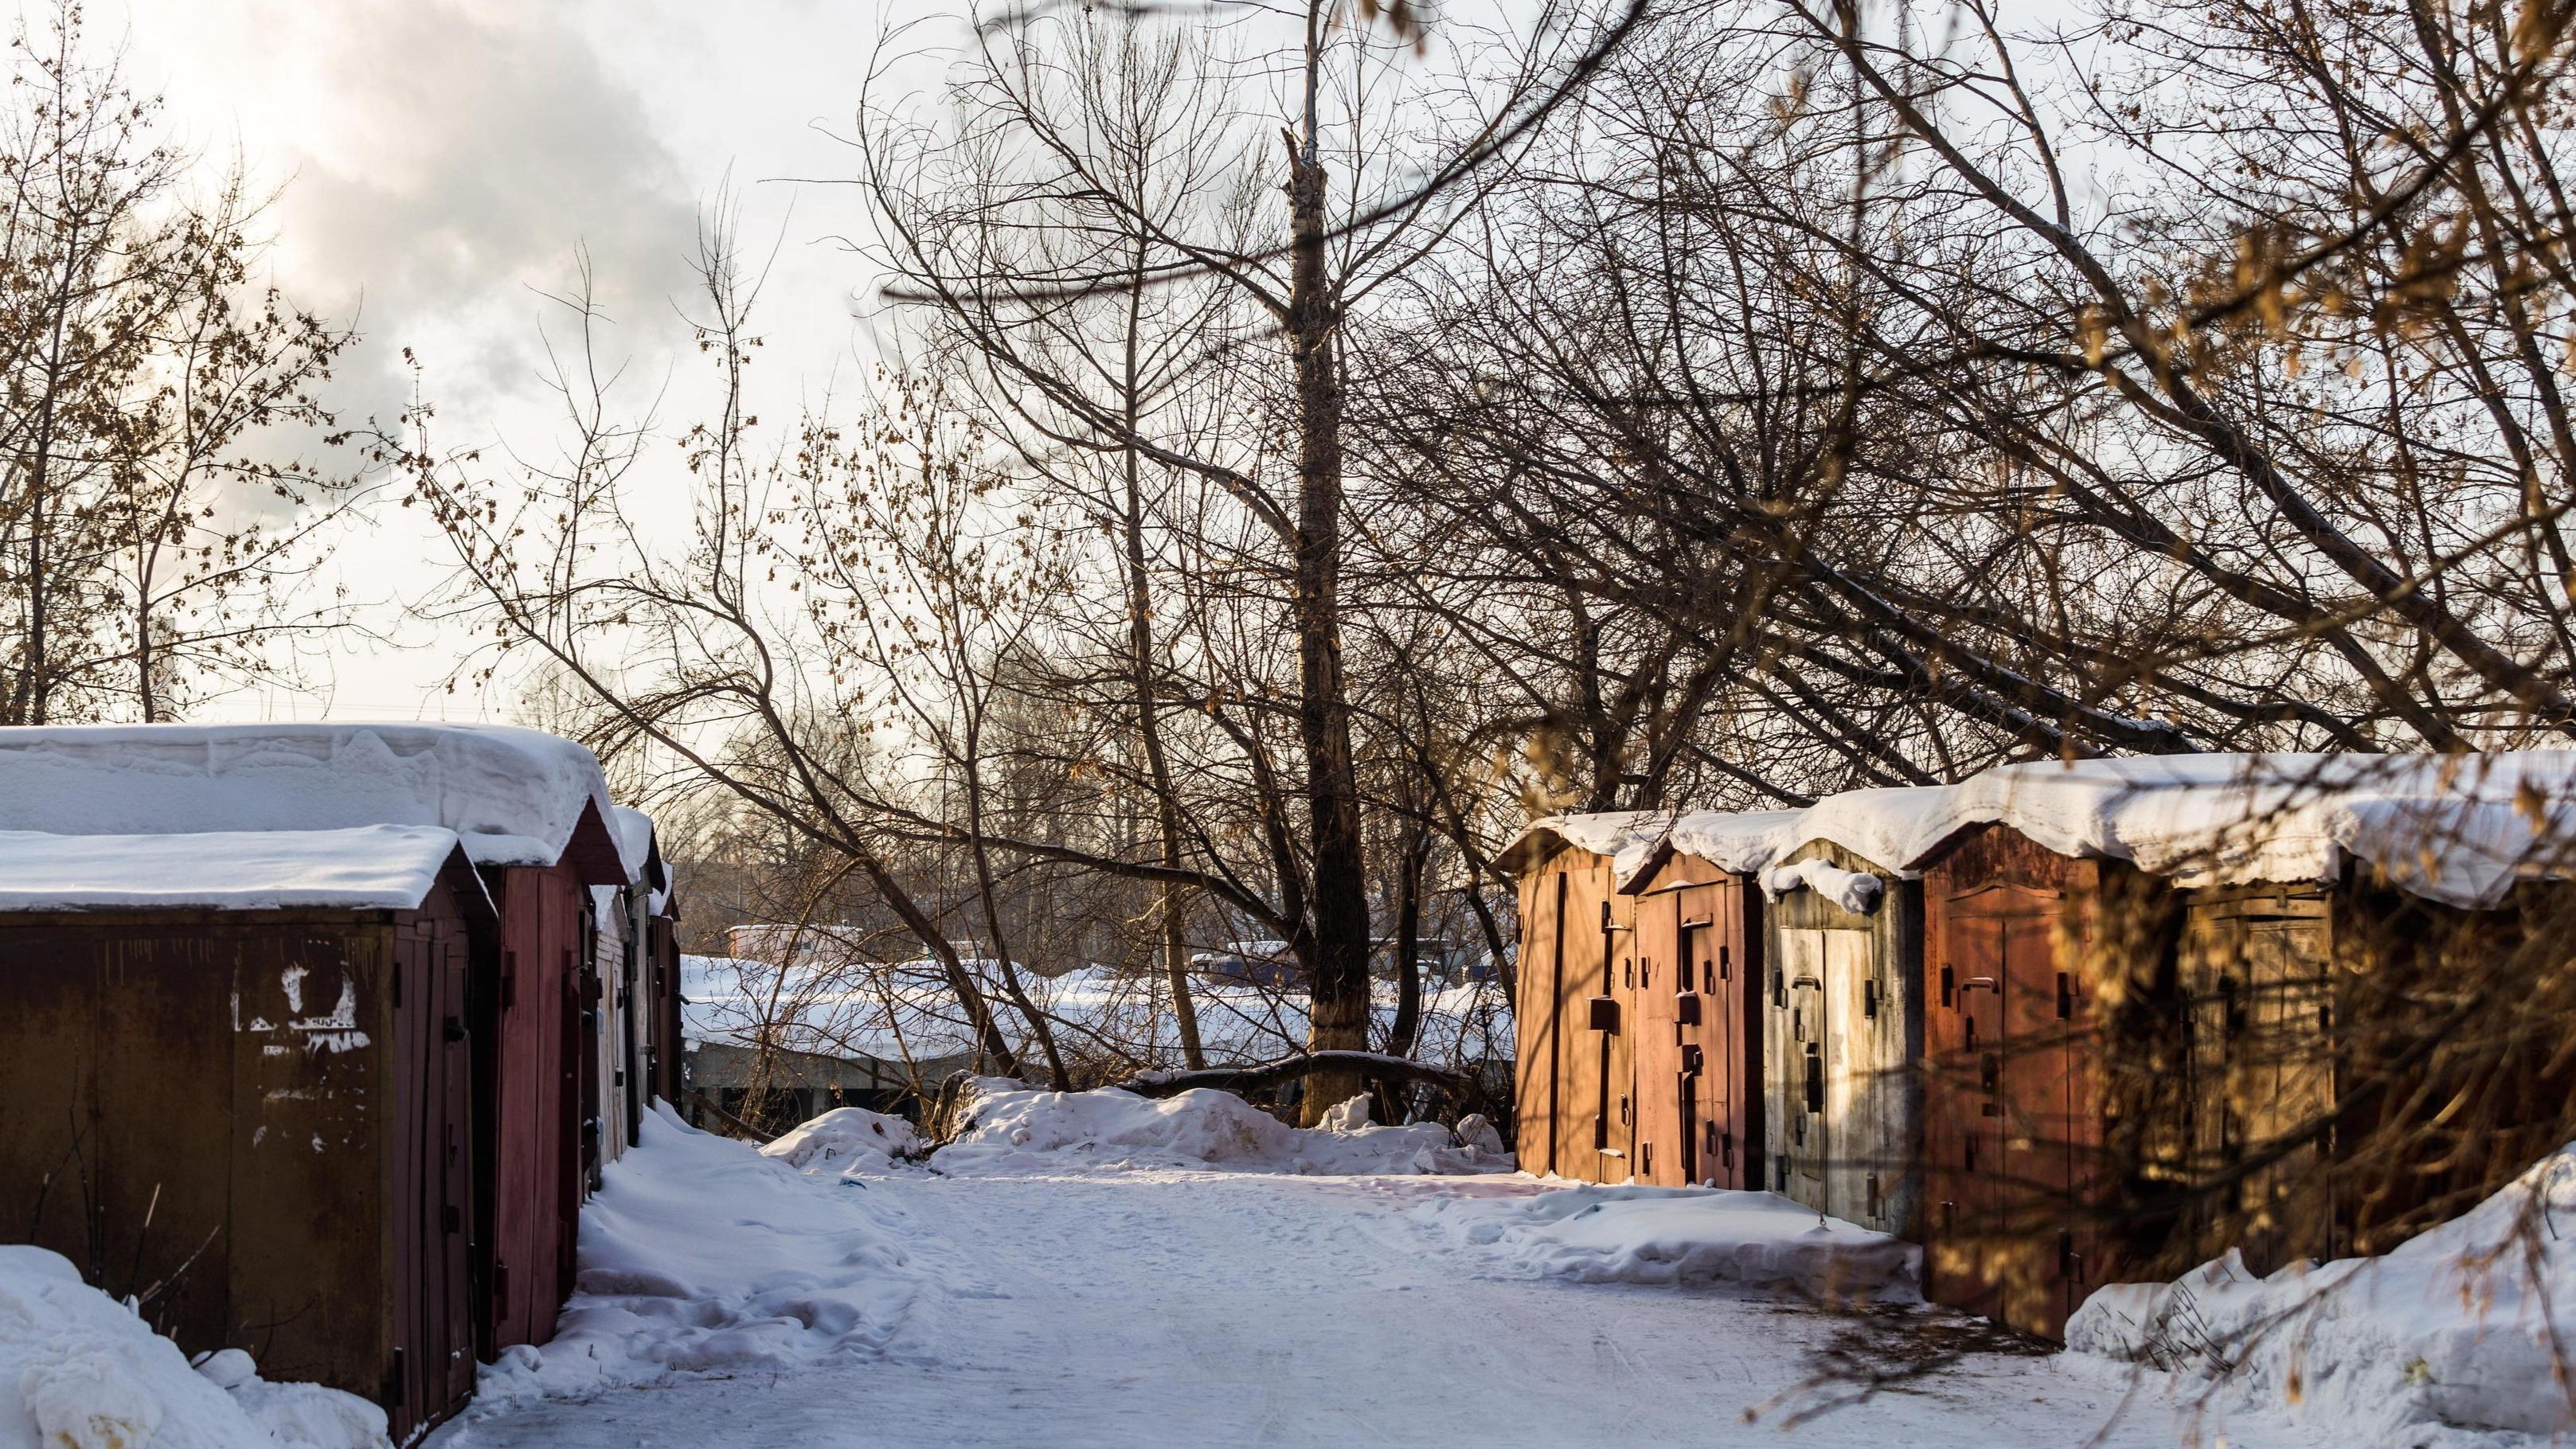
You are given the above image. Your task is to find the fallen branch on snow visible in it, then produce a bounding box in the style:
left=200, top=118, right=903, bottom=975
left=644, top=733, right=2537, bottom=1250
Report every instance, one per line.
left=1112, top=1050, right=1471, bottom=1099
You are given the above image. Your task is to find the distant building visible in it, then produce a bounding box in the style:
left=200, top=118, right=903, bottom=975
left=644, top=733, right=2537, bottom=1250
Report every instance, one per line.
left=678, top=952, right=976, bottom=1130
left=1189, top=939, right=1304, bottom=988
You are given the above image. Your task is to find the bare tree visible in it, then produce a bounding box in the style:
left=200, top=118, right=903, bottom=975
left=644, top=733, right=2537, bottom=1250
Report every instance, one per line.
left=852, top=2, right=1574, bottom=1116
left=0, top=4, right=365, bottom=724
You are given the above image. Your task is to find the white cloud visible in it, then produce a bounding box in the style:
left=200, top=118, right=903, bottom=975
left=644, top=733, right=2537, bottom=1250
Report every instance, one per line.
left=119, top=0, right=703, bottom=433
left=100, top=0, right=894, bottom=718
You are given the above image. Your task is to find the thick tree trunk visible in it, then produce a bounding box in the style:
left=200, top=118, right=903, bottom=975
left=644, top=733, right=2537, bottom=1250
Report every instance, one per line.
left=1159, top=858, right=1203, bottom=1068
left=135, top=613, right=155, bottom=721
left=1285, top=105, right=1372, bottom=1125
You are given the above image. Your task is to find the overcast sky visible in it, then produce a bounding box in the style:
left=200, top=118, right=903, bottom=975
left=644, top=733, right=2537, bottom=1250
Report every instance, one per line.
left=109, top=0, right=956, bottom=721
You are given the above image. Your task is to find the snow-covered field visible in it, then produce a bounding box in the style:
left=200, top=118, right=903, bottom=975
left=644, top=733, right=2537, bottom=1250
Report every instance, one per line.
left=680, top=952, right=1515, bottom=1076
left=418, top=1086, right=2340, bottom=1449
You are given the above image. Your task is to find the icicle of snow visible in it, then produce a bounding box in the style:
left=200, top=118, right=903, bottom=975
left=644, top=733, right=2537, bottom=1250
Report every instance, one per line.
left=1758, top=859, right=1886, bottom=914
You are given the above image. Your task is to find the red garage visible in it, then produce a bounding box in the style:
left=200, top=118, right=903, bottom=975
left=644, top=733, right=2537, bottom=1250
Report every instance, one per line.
left=0, top=824, right=494, bottom=1440
left=0, top=723, right=646, bottom=1355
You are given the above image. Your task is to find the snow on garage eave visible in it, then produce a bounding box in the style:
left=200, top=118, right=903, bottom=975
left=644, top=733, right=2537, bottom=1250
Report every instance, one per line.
left=1496, top=810, right=1671, bottom=878
left=611, top=803, right=668, bottom=893
left=1618, top=807, right=1809, bottom=893
left=0, top=823, right=494, bottom=916
left=0, top=721, right=646, bottom=882
left=1568, top=752, right=2576, bottom=910
left=1768, top=784, right=1972, bottom=881
left=1757, top=857, right=1886, bottom=912
left=609, top=802, right=679, bottom=916
left=1810, top=752, right=2576, bottom=910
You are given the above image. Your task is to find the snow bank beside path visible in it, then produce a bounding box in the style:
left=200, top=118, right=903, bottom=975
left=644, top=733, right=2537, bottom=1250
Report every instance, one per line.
left=2069, top=1144, right=2576, bottom=1445
left=933, top=1080, right=1515, bottom=1177
left=1414, top=1184, right=1920, bottom=1303
left=466, top=1106, right=924, bottom=1412
left=0, top=1245, right=385, bottom=1449
left=760, top=1107, right=924, bottom=1175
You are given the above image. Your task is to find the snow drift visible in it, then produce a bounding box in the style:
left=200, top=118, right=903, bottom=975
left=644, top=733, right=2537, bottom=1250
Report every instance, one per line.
left=2067, top=1142, right=2576, bottom=1443
left=0, top=1244, right=386, bottom=1449
left=467, top=1105, right=924, bottom=1412
left=1414, top=1184, right=1920, bottom=1303
left=760, top=1107, right=924, bottom=1175
left=933, top=1080, right=1515, bottom=1177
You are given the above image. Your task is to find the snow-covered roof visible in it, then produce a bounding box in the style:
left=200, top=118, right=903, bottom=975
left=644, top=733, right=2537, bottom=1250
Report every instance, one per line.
left=1612, top=752, right=2576, bottom=908
left=1615, top=807, right=1811, bottom=890
left=607, top=803, right=679, bottom=916
left=1496, top=810, right=1671, bottom=877
left=1664, top=808, right=1808, bottom=873
left=1921, top=752, right=2576, bottom=907
left=0, top=824, right=490, bottom=914
left=0, top=723, right=636, bottom=880
left=609, top=804, right=665, bottom=889
left=1770, top=786, right=1956, bottom=879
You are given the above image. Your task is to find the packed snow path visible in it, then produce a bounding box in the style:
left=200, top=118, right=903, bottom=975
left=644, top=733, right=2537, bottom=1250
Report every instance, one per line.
left=431, top=1154, right=2323, bottom=1448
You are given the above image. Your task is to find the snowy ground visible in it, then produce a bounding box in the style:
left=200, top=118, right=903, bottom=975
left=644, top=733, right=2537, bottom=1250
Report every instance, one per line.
left=425, top=1099, right=2335, bottom=1449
